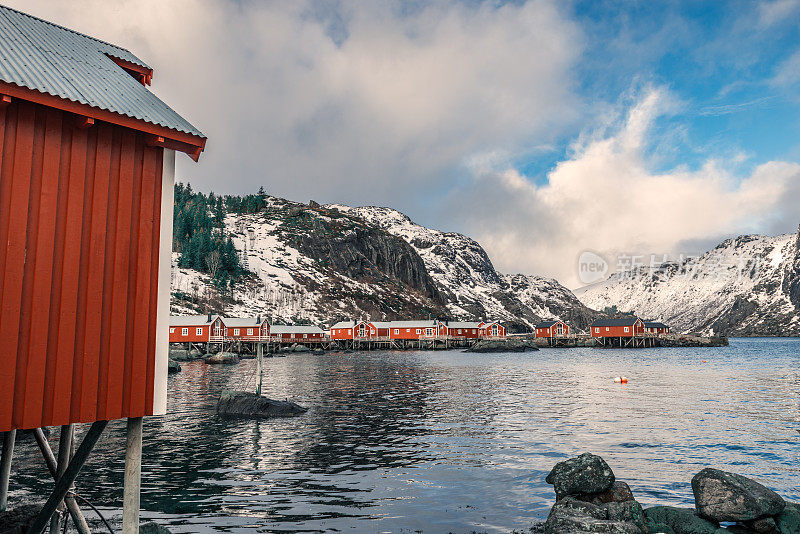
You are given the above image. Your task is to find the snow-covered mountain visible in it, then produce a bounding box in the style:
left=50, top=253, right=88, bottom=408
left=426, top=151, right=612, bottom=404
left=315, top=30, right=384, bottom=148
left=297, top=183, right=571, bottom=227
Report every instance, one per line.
left=171, top=196, right=596, bottom=331
left=576, top=227, right=800, bottom=336
left=331, top=205, right=598, bottom=330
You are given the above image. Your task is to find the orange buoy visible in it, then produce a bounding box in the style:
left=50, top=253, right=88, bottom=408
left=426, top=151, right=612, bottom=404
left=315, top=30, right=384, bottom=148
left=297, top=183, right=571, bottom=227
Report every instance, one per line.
left=701, top=360, right=707, bottom=363
left=613, top=376, right=628, bottom=383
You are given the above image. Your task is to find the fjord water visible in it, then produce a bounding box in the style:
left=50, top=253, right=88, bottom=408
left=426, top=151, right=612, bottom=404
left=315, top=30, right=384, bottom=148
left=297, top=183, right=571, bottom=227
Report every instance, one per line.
left=11, top=339, right=800, bottom=532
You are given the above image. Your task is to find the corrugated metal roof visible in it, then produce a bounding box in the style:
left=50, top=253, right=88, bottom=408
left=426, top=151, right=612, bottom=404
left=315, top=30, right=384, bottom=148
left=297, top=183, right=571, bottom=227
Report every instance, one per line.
left=0, top=5, right=204, bottom=138
left=222, top=317, right=266, bottom=328
left=170, top=315, right=219, bottom=326
left=591, top=316, right=641, bottom=327
left=271, top=325, right=325, bottom=334
left=446, top=321, right=482, bottom=329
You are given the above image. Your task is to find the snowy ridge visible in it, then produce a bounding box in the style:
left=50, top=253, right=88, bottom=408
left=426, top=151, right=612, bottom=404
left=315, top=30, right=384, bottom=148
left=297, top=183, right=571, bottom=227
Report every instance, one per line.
left=576, top=229, right=800, bottom=336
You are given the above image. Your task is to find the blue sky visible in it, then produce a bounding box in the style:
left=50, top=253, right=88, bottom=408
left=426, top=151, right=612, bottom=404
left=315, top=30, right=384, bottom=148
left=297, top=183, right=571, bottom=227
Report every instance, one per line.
left=519, top=0, right=800, bottom=186
left=13, top=0, right=800, bottom=285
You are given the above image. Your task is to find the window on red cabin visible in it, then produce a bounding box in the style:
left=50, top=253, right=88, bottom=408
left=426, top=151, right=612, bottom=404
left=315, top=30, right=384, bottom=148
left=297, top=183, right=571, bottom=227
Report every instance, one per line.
left=182, top=328, right=188, bottom=336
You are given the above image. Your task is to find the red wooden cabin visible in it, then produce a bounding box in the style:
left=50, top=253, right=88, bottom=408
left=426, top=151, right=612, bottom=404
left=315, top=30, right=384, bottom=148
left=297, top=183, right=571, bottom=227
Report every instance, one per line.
left=330, top=320, right=357, bottom=340
left=222, top=316, right=269, bottom=341
left=169, top=315, right=223, bottom=344
left=479, top=321, right=506, bottom=339
left=443, top=321, right=482, bottom=340
left=270, top=325, right=326, bottom=342
left=388, top=320, right=439, bottom=340
left=643, top=321, right=670, bottom=335
left=535, top=320, right=570, bottom=338
left=590, top=317, right=644, bottom=338
left=0, top=5, right=205, bottom=530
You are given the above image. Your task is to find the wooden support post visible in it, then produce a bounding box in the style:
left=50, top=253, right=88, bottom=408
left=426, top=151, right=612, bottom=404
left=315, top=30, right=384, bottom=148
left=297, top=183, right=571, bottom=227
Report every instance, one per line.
left=49, top=425, right=75, bottom=534
left=28, top=420, right=108, bottom=534
left=0, top=430, right=15, bottom=512
left=256, top=342, right=263, bottom=396
left=122, top=417, right=143, bottom=534
left=31, top=429, right=90, bottom=534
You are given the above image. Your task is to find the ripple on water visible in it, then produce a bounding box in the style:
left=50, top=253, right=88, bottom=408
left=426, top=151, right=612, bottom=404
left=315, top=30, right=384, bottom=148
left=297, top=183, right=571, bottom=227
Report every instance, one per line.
left=8, top=339, right=800, bottom=533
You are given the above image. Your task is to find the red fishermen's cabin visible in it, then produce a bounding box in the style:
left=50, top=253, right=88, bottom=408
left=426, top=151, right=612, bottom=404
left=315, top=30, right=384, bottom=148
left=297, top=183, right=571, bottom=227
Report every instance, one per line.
left=590, top=317, right=649, bottom=347
left=479, top=321, right=506, bottom=339
left=388, top=320, right=439, bottom=340
left=222, top=316, right=269, bottom=341
left=330, top=320, right=357, bottom=340
left=643, top=321, right=670, bottom=335
left=0, top=5, right=206, bottom=531
left=444, top=322, right=482, bottom=340
left=535, top=320, right=570, bottom=338
left=169, top=315, right=223, bottom=344
left=270, top=325, right=326, bottom=343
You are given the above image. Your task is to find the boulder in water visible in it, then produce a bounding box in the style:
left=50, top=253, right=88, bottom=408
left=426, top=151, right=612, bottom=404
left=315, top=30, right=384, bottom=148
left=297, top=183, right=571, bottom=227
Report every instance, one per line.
left=546, top=453, right=616, bottom=500
left=169, top=348, right=189, bottom=361
left=465, top=339, right=539, bottom=353
left=216, top=390, right=307, bottom=419
left=312, top=348, right=325, bottom=355
left=168, top=359, right=181, bottom=373
left=774, top=502, right=800, bottom=534
left=292, top=344, right=311, bottom=353
left=187, top=348, right=203, bottom=360
left=140, top=522, right=172, bottom=534
left=691, top=468, right=786, bottom=522
left=204, top=352, right=240, bottom=365
left=544, top=496, right=644, bottom=534
left=643, top=506, right=720, bottom=534
left=576, top=481, right=636, bottom=505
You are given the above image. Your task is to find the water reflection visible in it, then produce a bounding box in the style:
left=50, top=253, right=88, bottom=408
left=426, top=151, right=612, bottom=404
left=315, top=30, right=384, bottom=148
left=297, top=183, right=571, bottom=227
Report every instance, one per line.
left=8, top=339, right=800, bottom=533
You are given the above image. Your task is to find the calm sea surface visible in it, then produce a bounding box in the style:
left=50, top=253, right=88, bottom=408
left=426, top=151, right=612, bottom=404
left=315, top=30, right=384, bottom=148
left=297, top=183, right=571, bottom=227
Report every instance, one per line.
left=10, top=338, right=800, bottom=533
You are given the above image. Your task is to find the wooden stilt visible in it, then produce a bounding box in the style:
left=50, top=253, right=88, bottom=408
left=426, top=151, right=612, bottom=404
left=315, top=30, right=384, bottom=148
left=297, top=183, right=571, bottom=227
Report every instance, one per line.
left=28, top=421, right=108, bottom=534
left=49, top=425, right=75, bottom=534
left=122, top=417, right=143, bottom=534
left=256, top=342, right=263, bottom=396
left=31, top=429, right=90, bottom=534
left=0, top=430, right=15, bottom=512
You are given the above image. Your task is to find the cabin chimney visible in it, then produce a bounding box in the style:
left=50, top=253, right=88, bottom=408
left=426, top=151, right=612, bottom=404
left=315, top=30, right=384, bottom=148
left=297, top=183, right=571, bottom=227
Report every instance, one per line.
left=207, top=312, right=212, bottom=323
left=256, top=314, right=261, bottom=324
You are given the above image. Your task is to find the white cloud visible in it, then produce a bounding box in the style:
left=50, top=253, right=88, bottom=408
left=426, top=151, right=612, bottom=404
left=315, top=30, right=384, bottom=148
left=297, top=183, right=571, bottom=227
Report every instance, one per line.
left=9, top=0, right=582, bottom=206
left=448, top=87, right=800, bottom=287
left=758, top=0, right=800, bottom=28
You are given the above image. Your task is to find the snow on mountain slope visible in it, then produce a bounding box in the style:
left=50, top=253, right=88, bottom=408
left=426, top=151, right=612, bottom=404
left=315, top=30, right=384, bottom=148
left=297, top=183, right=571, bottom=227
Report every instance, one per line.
left=171, top=196, right=596, bottom=330
left=329, top=205, right=598, bottom=329
left=576, top=227, right=800, bottom=336
left=171, top=196, right=443, bottom=324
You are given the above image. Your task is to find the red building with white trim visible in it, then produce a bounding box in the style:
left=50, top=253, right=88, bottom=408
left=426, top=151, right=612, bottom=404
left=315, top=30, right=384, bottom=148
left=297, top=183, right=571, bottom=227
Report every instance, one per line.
left=535, top=320, right=570, bottom=338
left=590, top=317, right=645, bottom=338
left=169, top=315, right=223, bottom=344
left=222, top=317, right=269, bottom=341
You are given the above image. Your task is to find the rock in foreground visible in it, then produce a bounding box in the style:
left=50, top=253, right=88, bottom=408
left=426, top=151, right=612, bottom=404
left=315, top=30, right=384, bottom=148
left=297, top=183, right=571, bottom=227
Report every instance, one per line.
left=204, top=352, right=240, bottom=365
left=465, top=339, right=539, bottom=353
left=216, top=390, right=307, bottom=419
left=691, top=468, right=786, bottom=522
left=643, top=505, right=720, bottom=534
left=167, top=359, right=181, bottom=373
left=544, top=497, right=645, bottom=534
left=546, top=453, right=616, bottom=500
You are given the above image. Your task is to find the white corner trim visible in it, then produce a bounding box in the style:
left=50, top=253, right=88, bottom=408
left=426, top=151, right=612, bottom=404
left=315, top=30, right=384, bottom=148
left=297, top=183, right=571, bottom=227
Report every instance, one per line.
left=152, top=148, right=175, bottom=415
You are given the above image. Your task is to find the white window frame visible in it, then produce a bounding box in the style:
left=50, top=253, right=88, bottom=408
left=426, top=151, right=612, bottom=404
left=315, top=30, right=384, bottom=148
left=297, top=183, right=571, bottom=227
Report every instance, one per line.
left=624, top=327, right=629, bottom=333
left=394, top=329, right=399, bottom=334
left=605, top=327, right=610, bottom=332
left=595, top=328, right=599, bottom=333
left=234, top=328, right=240, bottom=336
left=426, top=328, right=433, bottom=336
left=169, top=328, right=174, bottom=334
left=247, top=328, right=253, bottom=335
left=196, top=327, right=202, bottom=336
left=182, top=328, right=188, bottom=336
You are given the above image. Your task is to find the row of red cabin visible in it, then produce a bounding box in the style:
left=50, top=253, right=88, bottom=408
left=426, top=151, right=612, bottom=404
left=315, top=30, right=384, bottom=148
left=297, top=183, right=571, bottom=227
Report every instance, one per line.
left=329, top=320, right=506, bottom=341
left=535, top=318, right=671, bottom=338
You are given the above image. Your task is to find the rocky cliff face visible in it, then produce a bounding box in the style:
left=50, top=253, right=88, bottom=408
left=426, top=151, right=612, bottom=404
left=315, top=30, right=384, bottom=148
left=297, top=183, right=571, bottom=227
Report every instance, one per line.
left=330, top=205, right=599, bottom=331
left=576, top=227, right=800, bottom=336
left=171, top=196, right=595, bottom=330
